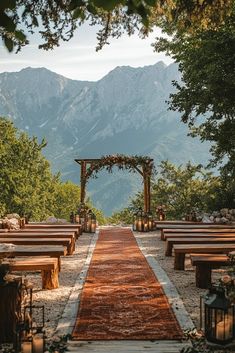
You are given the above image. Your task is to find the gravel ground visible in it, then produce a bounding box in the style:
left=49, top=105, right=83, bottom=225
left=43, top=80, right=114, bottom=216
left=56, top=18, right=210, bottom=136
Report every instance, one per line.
left=134, top=230, right=224, bottom=329
left=15, top=228, right=226, bottom=337
left=14, top=232, right=93, bottom=338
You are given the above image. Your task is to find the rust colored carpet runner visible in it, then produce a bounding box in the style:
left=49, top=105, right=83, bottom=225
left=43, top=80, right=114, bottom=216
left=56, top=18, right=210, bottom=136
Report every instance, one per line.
left=72, top=228, right=183, bottom=340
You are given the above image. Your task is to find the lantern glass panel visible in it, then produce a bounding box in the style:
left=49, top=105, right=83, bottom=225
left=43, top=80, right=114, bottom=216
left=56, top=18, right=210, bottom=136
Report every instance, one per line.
left=204, top=288, right=235, bottom=345
left=132, top=213, right=137, bottom=231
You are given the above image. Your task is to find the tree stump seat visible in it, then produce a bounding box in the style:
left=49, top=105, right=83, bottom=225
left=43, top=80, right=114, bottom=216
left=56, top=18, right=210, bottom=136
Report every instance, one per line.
left=7, top=257, right=59, bottom=290
left=173, top=244, right=235, bottom=270
left=190, top=253, right=229, bottom=289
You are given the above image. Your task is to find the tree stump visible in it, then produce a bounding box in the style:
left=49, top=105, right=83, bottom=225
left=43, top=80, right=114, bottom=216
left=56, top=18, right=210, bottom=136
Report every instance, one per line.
left=0, top=277, right=22, bottom=344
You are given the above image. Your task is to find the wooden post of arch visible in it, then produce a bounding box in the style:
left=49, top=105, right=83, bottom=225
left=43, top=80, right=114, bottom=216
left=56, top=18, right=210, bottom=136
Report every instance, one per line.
left=75, top=157, right=153, bottom=212
left=143, top=167, right=151, bottom=213
left=80, top=160, right=87, bottom=204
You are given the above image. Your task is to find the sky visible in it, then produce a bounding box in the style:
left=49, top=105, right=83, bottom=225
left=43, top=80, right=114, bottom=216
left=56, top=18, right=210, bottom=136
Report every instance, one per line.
left=0, top=25, right=173, bottom=81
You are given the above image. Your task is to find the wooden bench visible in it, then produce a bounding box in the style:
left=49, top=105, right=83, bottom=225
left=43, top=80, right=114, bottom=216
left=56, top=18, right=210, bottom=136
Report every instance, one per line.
left=157, top=224, right=235, bottom=240
left=25, top=224, right=82, bottom=238
left=0, top=245, right=67, bottom=270
left=190, top=254, right=229, bottom=289
left=162, top=228, right=235, bottom=240
left=6, top=257, right=59, bottom=290
left=166, top=237, right=235, bottom=256
left=173, top=244, right=235, bottom=270
left=0, top=237, right=73, bottom=255
left=164, top=232, right=235, bottom=242
left=19, top=228, right=80, bottom=240
left=5, top=232, right=76, bottom=253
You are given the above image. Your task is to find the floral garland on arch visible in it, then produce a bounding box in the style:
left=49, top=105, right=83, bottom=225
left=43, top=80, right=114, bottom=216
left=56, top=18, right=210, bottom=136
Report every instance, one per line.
left=85, top=154, right=155, bottom=182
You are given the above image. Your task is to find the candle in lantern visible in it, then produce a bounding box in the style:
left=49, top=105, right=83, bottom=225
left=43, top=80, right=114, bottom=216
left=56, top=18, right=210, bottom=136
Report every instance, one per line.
left=91, top=221, right=96, bottom=233
left=216, top=316, right=233, bottom=341
left=21, top=342, right=32, bottom=353
left=32, top=335, right=44, bottom=353
left=138, top=220, right=142, bottom=231
left=144, top=223, right=148, bottom=232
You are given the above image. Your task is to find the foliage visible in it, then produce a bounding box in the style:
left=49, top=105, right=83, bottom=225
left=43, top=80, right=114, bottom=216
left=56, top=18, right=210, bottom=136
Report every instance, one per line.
left=108, top=207, right=133, bottom=225
left=155, top=10, right=235, bottom=176
left=180, top=329, right=234, bottom=352
left=0, top=117, right=105, bottom=222
left=0, top=117, right=58, bottom=220
left=121, top=161, right=220, bottom=220
left=0, top=0, right=233, bottom=53
left=218, top=253, right=235, bottom=303
left=45, top=334, right=72, bottom=353
left=85, top=154, right=155, bottom=183
left=53, top=181, right=81, bottom=221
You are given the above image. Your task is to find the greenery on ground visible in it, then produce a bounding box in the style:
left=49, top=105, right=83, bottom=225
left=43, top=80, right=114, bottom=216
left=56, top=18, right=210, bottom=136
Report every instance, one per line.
left=109, top=161, right=221, bottom=223
left=0, top=117, right=106, bottom=223
left=180, top=329, right=235, bottom=353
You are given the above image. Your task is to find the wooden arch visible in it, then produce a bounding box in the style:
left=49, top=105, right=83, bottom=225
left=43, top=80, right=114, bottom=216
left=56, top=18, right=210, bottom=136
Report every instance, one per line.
left=75, top=155, right=154, bottom=213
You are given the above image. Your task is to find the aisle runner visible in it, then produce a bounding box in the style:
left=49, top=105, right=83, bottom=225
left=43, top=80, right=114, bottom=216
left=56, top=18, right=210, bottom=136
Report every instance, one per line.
left=72, top=228, right=183, bottom=340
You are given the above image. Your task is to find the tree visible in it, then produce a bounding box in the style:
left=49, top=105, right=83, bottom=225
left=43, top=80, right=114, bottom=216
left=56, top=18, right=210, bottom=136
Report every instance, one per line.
left=0, top=117, right=58, bottom=220
left=155, top=9, right=235, bottom=175
left=0, top=117, right=107, bottom=222
left=0, top=0, right=233, bottom=52
left=108, top=207, right=133, bottom=225
left=118, top=161, right=220, bottom=220
left=53, top=181, right=81, bottom=221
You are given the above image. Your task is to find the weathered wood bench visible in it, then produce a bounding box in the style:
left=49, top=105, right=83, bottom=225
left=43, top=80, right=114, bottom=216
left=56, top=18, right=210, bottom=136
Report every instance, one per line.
left=157, top=224, right=235, bottom=240
left=162, top=228, right=235, bottom=240
left=173, top=244, right=235, bottom=270
left=5, top=232, right=76, bottom=253
left=25, top=224, right=82, bottom=238
left=0, top=237, right=73, bottom=255
left=190, top=254, right=229, bottom=289
left=6, top=257, right=59, bottom=290
left=19, top=228, right=80, bottom=240
left=166, top=237, right=235, bottom=256
left=164, top=232, right=235, bottom=242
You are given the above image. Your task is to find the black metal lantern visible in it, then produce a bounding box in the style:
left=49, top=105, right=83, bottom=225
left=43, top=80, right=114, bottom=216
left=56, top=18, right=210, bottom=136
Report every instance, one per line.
left=147, top=211, right=154, bottom=231
left=20, top=305, right=45, bottom=353
left=201, top=286, right=235, bottom=346
left=143, top=212, right=149, bottom=232
left=132, top=211, right=138, bottom=231
left=85, top=209, right=96, bottom=233
left=76, top=203, right=86, bottom=230
left=70, top=211, right=75, bottom=224
left=136, top=208, right=144, bottom=232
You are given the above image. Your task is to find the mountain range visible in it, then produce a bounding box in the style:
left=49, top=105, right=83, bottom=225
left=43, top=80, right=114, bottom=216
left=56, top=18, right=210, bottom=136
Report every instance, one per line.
left=0, top=62, right=210, bottom=215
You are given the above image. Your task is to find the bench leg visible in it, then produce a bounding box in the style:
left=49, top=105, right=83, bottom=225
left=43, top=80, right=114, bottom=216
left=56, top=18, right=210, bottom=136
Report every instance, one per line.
left=165, top=242, right=173, bottom=256
left=42, top=268, right=59, bottom=290
left=68, top=243, right=73, bottom=255
left=196, top=265, right=211, bottom=289
left=174, top=253, right=185, bottom=270
left=161, top=230, right=164, bottom=241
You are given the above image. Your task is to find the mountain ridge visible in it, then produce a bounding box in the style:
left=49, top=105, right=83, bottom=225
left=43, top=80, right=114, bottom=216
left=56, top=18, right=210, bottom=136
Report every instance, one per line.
left=0, top=62, right=210, bottom=215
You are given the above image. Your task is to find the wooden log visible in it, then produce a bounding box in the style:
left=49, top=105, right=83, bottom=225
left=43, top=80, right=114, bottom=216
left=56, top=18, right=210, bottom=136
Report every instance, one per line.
left=0, top=277, right=22, bottom=344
